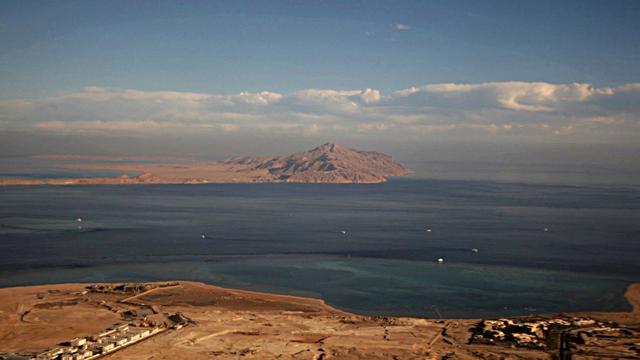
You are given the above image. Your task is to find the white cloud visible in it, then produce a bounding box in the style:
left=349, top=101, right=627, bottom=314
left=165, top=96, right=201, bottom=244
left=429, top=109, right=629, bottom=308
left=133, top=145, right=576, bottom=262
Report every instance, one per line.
left=232, top=91, right=283, bottom=105
left=395, top=23, right=411, bottom=31
left=1, top=82, right=639, bottom=142
left=284, top=89, right=362, bottom=114
left=359, top=88, right=382, bottom=104
left=400, top=82, right=611, bottom=112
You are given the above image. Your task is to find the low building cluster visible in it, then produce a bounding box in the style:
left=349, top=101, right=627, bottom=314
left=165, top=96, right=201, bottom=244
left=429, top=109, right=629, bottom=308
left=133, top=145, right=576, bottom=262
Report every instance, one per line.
left=0, top=283, right=192, bottom=360
left=85, top=282, right=177, bottom=295
left=34, top=324, right=164, bottom=360
left=471, top=316, right=604, bottom=349
left=32, top=312, right=190, bottom=360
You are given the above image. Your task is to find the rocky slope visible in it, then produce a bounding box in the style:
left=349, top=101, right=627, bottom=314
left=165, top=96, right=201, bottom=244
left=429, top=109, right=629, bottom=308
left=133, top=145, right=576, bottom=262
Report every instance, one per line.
left=224, top=143, right=411, bottom=183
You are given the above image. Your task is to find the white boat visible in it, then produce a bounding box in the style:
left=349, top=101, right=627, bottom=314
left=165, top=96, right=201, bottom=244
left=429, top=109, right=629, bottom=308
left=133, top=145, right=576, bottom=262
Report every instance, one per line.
left=437, top=257, right=444, bottom=263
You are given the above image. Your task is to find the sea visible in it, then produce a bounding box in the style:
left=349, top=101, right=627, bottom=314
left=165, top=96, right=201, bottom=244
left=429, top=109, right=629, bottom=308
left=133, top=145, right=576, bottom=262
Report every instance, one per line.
left=0, top=156, right=639, bottom=318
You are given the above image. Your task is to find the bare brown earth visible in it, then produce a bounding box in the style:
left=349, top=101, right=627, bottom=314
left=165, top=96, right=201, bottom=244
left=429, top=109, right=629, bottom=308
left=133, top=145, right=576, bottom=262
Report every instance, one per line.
left=0, top=283, right=121, bottom=353
left=1, top=282, right=638, bottom=359
left=33, top=155, right=195, bottom=162
left=0, top=143, right=411, bottom=186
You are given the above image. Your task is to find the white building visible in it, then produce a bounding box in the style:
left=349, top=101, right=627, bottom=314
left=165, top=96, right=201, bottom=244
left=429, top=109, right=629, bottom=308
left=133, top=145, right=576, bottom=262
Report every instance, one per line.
left=70, top=338, right=86, bottom=347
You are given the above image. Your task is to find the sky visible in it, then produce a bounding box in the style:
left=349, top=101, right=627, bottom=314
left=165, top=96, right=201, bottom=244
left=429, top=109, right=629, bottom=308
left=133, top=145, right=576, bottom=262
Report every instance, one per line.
left=0, top=0, right=639, bottom=167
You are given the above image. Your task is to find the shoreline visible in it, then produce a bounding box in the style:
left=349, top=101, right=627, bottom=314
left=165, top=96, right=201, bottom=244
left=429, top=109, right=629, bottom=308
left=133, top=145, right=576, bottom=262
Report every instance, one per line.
left=1, top=280, right=638, bottom=320
left=1, top=281, right=638, bottom=359
left=0, top=255, right=635, bottom=319
left=0, top=176, right=391, bottom=186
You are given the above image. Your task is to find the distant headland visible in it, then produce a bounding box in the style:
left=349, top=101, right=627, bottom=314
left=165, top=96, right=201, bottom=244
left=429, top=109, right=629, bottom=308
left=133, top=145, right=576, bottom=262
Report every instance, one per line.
left=0, top=143, right=412, bottom=186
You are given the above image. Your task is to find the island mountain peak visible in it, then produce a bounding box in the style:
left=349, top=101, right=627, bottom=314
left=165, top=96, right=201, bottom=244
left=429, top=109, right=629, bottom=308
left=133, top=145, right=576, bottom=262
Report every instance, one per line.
left=226, top=143, right=411, bottom=183
left=312, top=142, right=346, bottom=152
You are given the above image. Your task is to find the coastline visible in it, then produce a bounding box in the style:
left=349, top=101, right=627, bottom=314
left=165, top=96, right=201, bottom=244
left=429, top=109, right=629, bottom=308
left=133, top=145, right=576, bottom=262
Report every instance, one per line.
left=2, top=281, right=637, bottom=321
left=0, top=175, right=391, bottom=186
left=1, top=281, right=638, bottom=359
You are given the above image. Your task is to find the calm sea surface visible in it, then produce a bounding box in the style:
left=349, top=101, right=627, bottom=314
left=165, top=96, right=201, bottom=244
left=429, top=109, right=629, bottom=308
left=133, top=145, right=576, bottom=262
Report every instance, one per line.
left=0, top=169, right=639, bottom=318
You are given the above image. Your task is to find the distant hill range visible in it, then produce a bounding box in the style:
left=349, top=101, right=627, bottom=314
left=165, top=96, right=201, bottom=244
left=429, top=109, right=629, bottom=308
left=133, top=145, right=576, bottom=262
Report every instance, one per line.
left=224, top=143, right=411, bottom=183
left=0, top=143, right=411, bottom=186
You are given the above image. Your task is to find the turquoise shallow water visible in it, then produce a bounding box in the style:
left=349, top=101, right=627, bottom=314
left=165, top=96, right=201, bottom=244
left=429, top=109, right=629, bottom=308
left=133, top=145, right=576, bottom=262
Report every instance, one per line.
left=0, top=255, right=632, bottom=318
left=0, top=179, right=638, bottom=318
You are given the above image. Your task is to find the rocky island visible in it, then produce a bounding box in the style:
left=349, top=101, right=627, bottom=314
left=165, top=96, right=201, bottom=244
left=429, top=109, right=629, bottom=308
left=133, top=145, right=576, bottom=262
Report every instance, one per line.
left=0, top=143, right=411, bottom=186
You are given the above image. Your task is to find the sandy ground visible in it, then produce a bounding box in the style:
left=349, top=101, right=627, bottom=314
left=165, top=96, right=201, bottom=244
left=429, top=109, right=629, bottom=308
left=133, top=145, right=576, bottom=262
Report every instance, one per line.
left=0, top=283, right=121, bottom=353
left=0, top=282, right=638, bottom=359
left=0, top=162, right=273, bottom=186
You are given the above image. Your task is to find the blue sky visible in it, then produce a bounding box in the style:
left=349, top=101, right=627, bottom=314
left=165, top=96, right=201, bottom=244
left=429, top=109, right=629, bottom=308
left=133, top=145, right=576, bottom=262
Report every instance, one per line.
left=2, top=0, right=639, bottom=98
left=1, top=0, right=639, bottom=158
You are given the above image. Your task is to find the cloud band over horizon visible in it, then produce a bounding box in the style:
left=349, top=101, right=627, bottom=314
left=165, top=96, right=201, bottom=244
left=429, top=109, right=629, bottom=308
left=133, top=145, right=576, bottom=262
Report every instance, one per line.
left=1, top=81, right=639, bottom=144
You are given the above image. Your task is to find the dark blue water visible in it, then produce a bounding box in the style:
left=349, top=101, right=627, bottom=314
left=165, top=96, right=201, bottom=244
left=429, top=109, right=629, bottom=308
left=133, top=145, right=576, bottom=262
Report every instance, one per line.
left=0, top=179, right=638, bottom=318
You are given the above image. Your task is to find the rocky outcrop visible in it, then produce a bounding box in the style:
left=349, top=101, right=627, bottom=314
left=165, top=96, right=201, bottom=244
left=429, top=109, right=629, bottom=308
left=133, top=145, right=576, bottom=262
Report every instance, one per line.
left=224, top=143, right=411, bottom=183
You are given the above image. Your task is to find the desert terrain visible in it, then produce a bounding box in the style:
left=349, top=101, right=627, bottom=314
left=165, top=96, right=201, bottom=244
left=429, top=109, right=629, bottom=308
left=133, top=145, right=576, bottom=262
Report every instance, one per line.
left=0, top=143, right=411, bottom=186
left=1, top=281, right=638, bottom=359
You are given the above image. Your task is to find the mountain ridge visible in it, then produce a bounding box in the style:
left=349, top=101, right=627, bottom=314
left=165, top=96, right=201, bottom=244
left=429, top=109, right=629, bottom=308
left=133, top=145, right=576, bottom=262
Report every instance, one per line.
left=223, top=143, right=411, bottom=183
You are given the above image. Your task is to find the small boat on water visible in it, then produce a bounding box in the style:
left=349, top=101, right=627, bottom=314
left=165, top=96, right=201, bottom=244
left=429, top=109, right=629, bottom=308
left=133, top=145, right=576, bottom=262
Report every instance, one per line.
left=76, top=217, right=82, bottom=223
left=436, top=257, right=444, bottom=263
left=201, top=234, right=207, bottom=239
left=426, top=228, right=432, bottom=233
left=340, top=230, right=347, bottom=235
left=471, top=248, right=479, bottom=253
